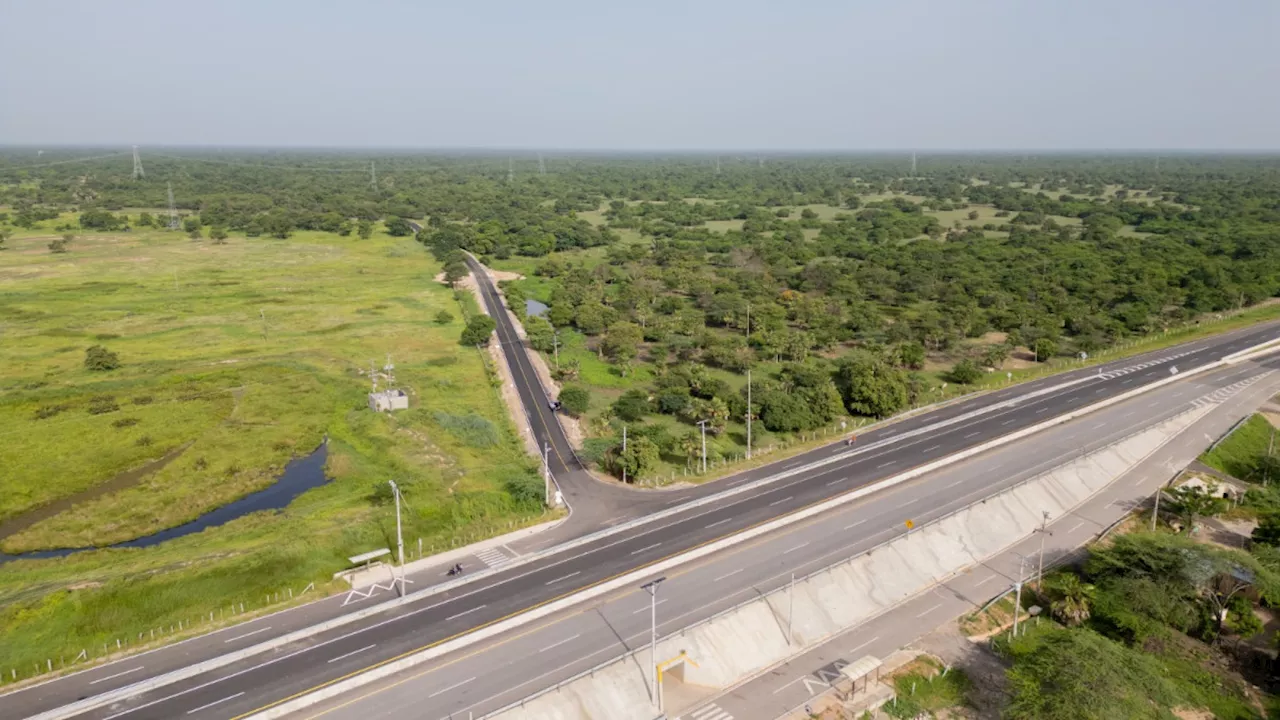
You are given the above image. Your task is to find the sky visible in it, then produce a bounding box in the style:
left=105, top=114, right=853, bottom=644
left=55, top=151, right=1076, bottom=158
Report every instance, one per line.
left=2, top=0, right=1277, bottom=150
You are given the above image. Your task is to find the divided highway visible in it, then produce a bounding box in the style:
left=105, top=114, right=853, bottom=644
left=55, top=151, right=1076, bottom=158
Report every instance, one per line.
left=18, top=314, right=1280, bottom=720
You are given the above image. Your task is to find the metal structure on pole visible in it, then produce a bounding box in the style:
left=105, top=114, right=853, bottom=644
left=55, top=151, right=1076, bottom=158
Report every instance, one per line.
left=641, top=577, right=666, bottom=706
left=1035, top=511, right=1052, bottom=591
left=696, top=420, right=709, bottom=473
left=388, top=480, right=406, bottom=596
left=131, top=146, right=144, bottom=179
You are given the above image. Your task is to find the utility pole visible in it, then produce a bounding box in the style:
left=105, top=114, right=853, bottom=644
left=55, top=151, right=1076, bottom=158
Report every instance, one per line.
left=746, top=368, right=752, bottom=461
left=543, top=442, right=551, bottom=507
left=641, top=577, right=666, bottom=707
left=552, top=331, right=560, bottom=370
left=1011, top=556, right=1026, bottom=638
left=621, top=424, right=628, bottom=484
left=697, top=420, right=709, bottom=473
left=388, top=481, right=406, bottom=597
left=1035, top=511, right=1052, bottom=591
left=132, top=145, right=144, bottom=179
left=1266, top=429, right=1276, bottom=487
left=166, top=182, right=179, bottom=230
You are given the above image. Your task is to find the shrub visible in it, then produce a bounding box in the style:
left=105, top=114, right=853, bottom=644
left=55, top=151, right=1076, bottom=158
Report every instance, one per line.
left=84, top=345, right=120, bottom=371
left=432, top=411, right=500, bottom=447
left=33, top=404, right=67, bottom=420
left=460, top=315, right=497, bottom=346
left=435, top=309, right=454, bottom=324
left=111, top=417, right=140, bottom=428
left=949, top=359, right=983, bottom=385
left=132, top=395, right=154, bottom=405
left=558, top=385, right=590, bottom=417
left=135, top=435, right=153, bottom=446
left=87, top=396, right=120, bottom=415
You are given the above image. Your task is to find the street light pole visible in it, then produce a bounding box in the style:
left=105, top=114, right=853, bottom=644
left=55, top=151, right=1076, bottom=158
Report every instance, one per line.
left=1011, top=556, right=1026, bottom=638
left=746, top=368, right=752, bottom=461
left=1152, top=483, right=1162, bottom=531
left=641, top=577, right=666, bottom=707
left=1035, top=511, right=1052, bottom=591
left=622, top=424, right=628, bottom=484
left=388, top=480, right=406, bottom=597
left=786, top=572, right=795, bottom=646
left=696, top=420, right=709, bottom=473
left=552, top=331, right=559, bottom=371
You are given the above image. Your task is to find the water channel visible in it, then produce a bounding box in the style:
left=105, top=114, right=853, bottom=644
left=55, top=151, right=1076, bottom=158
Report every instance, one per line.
left=0, top=441, right=330, bottom=564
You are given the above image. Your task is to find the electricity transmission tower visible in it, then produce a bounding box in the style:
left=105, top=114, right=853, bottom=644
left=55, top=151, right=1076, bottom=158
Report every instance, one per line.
left=507, top=157, right=514, bottom=183
left=167, top=182, right=180, bottom=229
left=369, top=162, right=378, bottom=191
left=911, top=151, right=917, bottom=175
left=132, top=146, right=144, bottom=179
left=715, top=156, right=721, bottom=175
left=538, top=153, right=546, bottom=175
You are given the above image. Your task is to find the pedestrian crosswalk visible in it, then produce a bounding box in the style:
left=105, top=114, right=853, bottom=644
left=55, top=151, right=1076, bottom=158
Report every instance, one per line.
left=683, top=703, right=734, bottom=720
left=1096, top=350, right=1195, bottom=380
left=475, top=545, right=512, bottom=568
left=1192, top=371, right=1272, bottom=408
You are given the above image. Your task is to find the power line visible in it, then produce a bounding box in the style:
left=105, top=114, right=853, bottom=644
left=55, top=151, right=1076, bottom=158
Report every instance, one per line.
left=0, top=152, right=128, bottom=171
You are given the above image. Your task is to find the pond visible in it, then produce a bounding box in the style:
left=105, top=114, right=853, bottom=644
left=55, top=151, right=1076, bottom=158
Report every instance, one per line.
left=0, top=441, right=330, bottom=564
left=526, top=298, right=549, bottom=318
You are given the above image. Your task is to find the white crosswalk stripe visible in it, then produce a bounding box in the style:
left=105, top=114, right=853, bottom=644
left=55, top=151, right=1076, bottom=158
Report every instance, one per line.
left=475, top=546, right=511, bottom=568
left=1191, top=371, right=1271, bottom=408
left=684, top=703, right=733, bottom=720
left=1097, top=350, right=1194, bottom=380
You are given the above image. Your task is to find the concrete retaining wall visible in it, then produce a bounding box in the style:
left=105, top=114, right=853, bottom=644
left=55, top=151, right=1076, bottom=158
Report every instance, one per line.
left=489, top=405, right=1209, bottom=720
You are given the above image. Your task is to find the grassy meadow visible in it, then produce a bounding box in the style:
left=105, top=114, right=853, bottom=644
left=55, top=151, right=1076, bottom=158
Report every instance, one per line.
left=0, top=221, right=544, bottom=680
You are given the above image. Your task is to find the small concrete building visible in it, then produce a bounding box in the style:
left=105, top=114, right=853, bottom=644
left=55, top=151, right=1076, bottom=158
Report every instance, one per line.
left=368, top=389, right=409, bottom=413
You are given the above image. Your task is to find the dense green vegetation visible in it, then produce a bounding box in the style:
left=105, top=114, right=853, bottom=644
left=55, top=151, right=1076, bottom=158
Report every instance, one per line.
left=3, top=149, right=1280, bottom=682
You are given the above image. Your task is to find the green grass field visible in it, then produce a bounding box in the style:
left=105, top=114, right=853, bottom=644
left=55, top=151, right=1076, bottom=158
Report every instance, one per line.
left=1201, top=413, right=1275, bottom=481
left=0, top=222, right=544, bottom=681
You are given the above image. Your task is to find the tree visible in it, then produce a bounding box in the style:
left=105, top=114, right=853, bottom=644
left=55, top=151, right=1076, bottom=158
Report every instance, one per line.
left=434, top=309, right=454, bottom=324
left=612, top=389, right=650, bottom=422
left=0, top=227, right=9, bottom=250
left=385, top=216, right=413, bottom=237
left=208, top=226, right=229, bottom=244
left=1166, top=483, right=1227, bottom=533
left=949, top=358, right=982, bottom=384
left=460, top=315, right=496, bottom=346
left=613, top=435, right=659, bottom=482
left=137, top=212, right=155, bottom=228
left=1252, top=513, right=1280, bottom=547
left=558, top=385, right=590, bottom=417
left=982, top=343, right=1011, bottom=368
left=84, top=345, right=120, bottom=371
left=835, top=354, right=908, bottom=418
left=49, top=234, right=72, bottom=253
left=524, top=315, right=556, bottom=353
left=1042, top=572, right=1095, bottom=626
left=1033, top=338, right=1058, bottom=362
left=357, top=220, right=374, bottom=240
left=602, top=321, right=643, bottom=369
left=896, top=342, right=925, bottom=370
left=1004, top=628, right=1183, bottom=720
left=967, top=210, right=980, bottom=221
left=188, top=226, right=203, bottom=240
left=182, top=217, right=202, bottom=234
left=443, top=258, right=469, bottom=287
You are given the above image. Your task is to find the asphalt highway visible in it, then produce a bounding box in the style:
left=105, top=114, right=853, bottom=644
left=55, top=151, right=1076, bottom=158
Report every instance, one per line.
left=296, top=350, right=1280, bottom=720
left=34, top=319, right=1280, bottom=720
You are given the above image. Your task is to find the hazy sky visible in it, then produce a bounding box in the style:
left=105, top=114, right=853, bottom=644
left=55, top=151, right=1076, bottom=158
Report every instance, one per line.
left=2, top=0, right=1277, bottom=150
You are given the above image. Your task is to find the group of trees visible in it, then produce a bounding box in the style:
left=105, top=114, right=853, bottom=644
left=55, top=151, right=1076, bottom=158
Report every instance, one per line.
left=1004, top=532, right=1280, bottom=720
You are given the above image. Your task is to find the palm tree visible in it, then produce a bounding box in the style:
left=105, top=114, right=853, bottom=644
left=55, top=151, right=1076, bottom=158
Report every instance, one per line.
left=1043, top=572, right=1096, bottom=627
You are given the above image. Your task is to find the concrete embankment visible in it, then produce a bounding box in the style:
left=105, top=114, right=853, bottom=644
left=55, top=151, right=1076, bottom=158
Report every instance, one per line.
left=486, top=404, right=1210, bottom=720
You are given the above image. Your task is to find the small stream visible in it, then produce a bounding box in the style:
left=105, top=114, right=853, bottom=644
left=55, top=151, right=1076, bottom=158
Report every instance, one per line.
left=0, top=441, right=330, bottom=564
